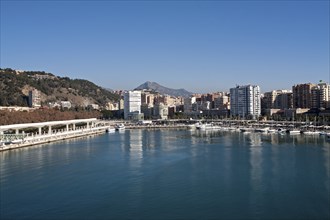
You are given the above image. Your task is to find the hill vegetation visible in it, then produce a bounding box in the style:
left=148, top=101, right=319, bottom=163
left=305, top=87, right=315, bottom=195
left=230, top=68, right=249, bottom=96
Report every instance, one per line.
left=0, top=68, right=119, bottom=107
left=0, top=109, right=101, bottom=126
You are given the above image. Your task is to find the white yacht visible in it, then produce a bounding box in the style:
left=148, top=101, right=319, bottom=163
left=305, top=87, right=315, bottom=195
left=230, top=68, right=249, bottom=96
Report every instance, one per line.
left=115, top=124, right=125, bottom=131
left=267, top=129, right=277, bottom=133
left=288, top=130, right=301, bottom=135
left=303, top=131, right=320, bottom=135
left=196, top=123, right=221, bottom=130
left=106, top=127, right=116, bottom=133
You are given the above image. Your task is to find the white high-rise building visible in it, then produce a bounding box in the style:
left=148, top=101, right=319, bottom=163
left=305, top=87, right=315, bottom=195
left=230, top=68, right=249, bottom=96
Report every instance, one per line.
left=230, top=85, right=261, bottom=119
left=311, top=82, right=330, bottom=109
left=124, top=91, right=142, bottom=120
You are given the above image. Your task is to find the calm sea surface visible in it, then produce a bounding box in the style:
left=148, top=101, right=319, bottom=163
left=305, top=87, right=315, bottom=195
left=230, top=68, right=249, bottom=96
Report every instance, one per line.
left=1, top=129, right=329, bottom=220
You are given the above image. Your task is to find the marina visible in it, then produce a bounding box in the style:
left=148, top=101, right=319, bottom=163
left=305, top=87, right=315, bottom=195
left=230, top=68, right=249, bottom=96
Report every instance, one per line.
left=1, top=129, right=329, bottom=219
left=2, top=118, right=330, bottom=152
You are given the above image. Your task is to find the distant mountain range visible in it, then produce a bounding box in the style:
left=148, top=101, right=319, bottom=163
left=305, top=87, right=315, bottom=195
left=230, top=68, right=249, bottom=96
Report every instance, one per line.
left=135, top=81, right=192, bottom=97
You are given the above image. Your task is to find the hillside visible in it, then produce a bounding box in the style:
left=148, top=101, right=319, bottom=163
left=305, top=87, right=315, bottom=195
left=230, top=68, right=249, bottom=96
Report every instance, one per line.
left=0, top=108, right=101, bottom=126
left=135, top=81, right=192, bottom=97
left=0, top=68, right=119, bottom=107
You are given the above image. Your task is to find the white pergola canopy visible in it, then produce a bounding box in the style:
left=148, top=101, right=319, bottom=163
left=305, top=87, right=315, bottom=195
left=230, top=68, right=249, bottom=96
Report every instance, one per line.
left=0, top=118, right=98, bottom=132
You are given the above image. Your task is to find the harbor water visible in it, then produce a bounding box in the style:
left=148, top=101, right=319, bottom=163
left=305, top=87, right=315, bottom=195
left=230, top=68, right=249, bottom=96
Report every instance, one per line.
left=1, top=129, right=329, bottom=219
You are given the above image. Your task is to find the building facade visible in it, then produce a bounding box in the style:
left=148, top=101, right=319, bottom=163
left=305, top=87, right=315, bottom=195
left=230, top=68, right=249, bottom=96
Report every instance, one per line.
left=214, top=93, right=230, bottom=110
left=184, top=97, right=196, bottom=113
left=311, top=82, right=330, bottom=109
left=262, top=90, right=293, bottom=110
left=124, top=91, right=142, bottom=120
left=153, top=103, right=169, bottom=120
left=28, top=89, right=41, bottom=108
left=292, top=83, right=315, bottom=109
left=230, top=85, right=261, bottom=119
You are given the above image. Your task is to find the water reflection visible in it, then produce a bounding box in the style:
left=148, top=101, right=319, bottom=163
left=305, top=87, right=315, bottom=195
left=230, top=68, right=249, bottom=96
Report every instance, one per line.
left=190, top=130, right=330, bottom=147
left=323, top=146, right=330, bottom=193
left=0, top=136, right=96, bottom=176
left=1, top=129, right=330, bottom=219
left=248, top=133, right=262, bottom=147
left=248, top=139, right=263, bottom=218
left=129, top=130, right=143, bottom=155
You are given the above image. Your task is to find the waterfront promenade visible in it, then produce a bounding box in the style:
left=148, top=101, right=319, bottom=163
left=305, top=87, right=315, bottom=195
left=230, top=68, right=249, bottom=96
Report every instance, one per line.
left=0, top=118, right=110, bottom=151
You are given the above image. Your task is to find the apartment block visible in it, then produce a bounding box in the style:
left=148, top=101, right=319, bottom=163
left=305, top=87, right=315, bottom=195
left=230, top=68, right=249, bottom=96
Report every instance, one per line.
left=292, top=83, right=315, bottom=108
left=184, top=97, right=196, bottom=113
left=230, top=85, right=261, bottom=119
left=214, top=93, right=230, bottom=110
left=263, top=90, right=293, bottom=110
left=153, top=103, right=168, bottom=120
left=311, top=82, right=330, bottom=109
left=124, top=90, right=142, bottom=120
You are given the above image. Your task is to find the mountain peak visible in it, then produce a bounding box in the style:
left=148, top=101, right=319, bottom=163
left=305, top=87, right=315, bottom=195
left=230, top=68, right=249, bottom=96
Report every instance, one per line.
left=135, top=81, right=192, bottom=97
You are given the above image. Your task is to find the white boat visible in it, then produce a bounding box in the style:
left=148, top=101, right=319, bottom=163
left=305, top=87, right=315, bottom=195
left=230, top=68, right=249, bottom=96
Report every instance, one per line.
left=303, top=131, right=320, bottom=135
left=288, top=130, right=301, bottom=135
left=106, top=127, right=116, bottom=133
left=196, top=123, right=221, bottom=130
left=267, top=129, right=277, bottom=133
left=255, top=127, right=269, bottom=133
left=277, top=128, right=286, bottom=134
left=11, top=139, right=24, bottom=144
left=115, top=124, right=125, bottom=131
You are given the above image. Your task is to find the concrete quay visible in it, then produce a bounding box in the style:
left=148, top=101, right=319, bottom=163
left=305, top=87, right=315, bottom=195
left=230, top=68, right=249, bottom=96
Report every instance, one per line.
left=0, top=126, right=108, bottom=152
left=0, top=118, right=110, bottom=152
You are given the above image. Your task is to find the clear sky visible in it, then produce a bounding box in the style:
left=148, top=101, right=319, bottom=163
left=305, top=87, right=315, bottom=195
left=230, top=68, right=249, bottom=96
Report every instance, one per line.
left=1, top=0, right=329, bottom=93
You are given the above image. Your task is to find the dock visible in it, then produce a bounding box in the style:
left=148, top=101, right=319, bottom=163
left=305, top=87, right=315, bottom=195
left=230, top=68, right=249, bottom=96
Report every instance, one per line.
left=0, top=118, right=109, bottom=151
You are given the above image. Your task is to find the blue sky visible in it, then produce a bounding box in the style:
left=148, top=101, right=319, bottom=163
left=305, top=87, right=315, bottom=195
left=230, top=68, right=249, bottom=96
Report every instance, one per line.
left=1, top=0, right=329, bottom=93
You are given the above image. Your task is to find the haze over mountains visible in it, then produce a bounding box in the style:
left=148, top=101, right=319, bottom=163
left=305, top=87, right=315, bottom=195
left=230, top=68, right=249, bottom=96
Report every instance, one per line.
left=135, top=81, right=192, bottom=97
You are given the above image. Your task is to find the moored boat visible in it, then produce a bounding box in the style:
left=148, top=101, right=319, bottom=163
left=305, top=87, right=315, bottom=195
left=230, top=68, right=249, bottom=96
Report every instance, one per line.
left=303, top=131, right=320, bottom=135
left=240, top=127, right=254, bottom=132
left=106, top=127, right=116, bottom=133
left=196, top=123, right=221, bottom=130
left=267, top=129, right=277, bottom=133
left=255, top=127, right=269, bottom=133
left=288, top=129, right=301, bottom=135
left=115, top=124, right=125, bottom=131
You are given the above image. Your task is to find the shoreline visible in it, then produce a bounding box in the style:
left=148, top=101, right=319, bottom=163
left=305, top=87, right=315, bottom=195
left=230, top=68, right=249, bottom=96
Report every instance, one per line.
left=0, top=127, right=107, bottom=152
left=2, top=122, right=329, bottom=152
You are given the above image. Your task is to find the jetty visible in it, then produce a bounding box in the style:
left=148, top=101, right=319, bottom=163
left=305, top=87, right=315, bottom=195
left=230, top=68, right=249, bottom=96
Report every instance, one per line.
left=0, top=118, right=110, bottom=151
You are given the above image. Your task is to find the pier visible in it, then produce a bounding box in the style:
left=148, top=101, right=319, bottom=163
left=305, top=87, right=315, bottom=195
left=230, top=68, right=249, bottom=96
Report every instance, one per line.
left=0, top=118, right=110, bottom=151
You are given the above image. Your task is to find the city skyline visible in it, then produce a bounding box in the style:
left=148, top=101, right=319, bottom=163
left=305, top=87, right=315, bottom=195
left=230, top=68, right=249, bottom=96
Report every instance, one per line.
left=1, top=0, right=329, bottom=93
